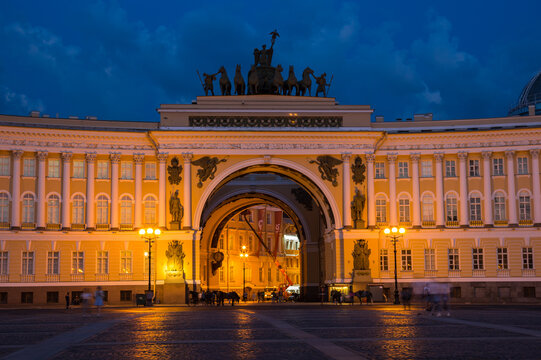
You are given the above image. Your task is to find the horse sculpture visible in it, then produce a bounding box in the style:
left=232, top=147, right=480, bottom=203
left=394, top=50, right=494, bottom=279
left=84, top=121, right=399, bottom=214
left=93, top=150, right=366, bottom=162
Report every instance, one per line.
left=298, top=67, right=314, bottom=96
left=271, top=64, right=284, bottom=95
left=248, top=65, right=259, bottom=95
left=283, top=65, right=298, bottom=96
left=234, top=64, right=245, bottom=95
left=218, top=66, right=231, bottom=96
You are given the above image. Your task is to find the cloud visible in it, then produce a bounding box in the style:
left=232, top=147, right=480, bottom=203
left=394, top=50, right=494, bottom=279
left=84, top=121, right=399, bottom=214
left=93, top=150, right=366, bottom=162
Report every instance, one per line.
left=0, top=86, right=44, bottom=114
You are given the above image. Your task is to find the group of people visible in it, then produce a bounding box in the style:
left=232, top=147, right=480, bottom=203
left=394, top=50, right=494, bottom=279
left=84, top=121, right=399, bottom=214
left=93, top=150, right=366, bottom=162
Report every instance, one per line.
left=65, top=286, right=105, bottom=316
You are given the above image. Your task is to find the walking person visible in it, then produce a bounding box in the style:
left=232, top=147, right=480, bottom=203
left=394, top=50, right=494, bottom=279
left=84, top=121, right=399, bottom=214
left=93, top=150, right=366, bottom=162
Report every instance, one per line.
left=94, top=286, right=104, bottom=316
left=81, top=288, right=92, bottom=317
left=65, top=292, right=70, bottom=310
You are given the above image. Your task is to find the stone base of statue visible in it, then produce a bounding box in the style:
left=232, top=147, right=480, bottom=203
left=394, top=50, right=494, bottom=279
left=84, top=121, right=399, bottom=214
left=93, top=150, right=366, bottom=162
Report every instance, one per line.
left=163, top=271, right=186, bottom=304
left=353, top=220, right=365, bottom=229
left=351, top=270, right=372, bottom=293
left=169, top=221, right=180, bottom=230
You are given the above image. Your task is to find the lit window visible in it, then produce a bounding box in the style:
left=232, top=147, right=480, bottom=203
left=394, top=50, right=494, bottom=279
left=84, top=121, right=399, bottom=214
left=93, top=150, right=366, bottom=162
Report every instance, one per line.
left=121, top=161, right=133, bottom=180
left=73, top=160, right=84, bottom=178
left=0, top=157, right=10, bottom=176
left=0, top=193, right=9, bottom=223
left=493, top=158, right=504, bottom=176
left=48, top=159, right=60, bottom=178
left=398, top=161, right=409, bottom=178
left=421, top=160, right=432, bottom=177
left=22, top=193, right=35, bottom=224
left=0, top=251, right=8, bottom=275
left=376, top=197, right=387, bottom=223
left=380, top=249, right=388, bottom=271
left=497, top=248, right=508, bottom=270
left=469, top=159, right=480, bottom=177
left=469, top=195, right=482, bottom=221
left=424, top=249, right=435, bottom=270
left=97, top=161, right=109, bottom=179
left=97, top=195, right=109, bottom=225
left=401, top=249, right=412, bottom=271
left=144, top=196, right=156, bottom=225
left=47, top=251, right=59, bottom=275
left=399, top=198, right=410, bottom=222
left=23, top=158, right=36, bottom=177
left=120, top=250, right=132, bottom=274
left=445, top=160, right=456, bottom=177
left=522, top=248, right=533, bottom=269
left=97, top=251, right=108, bottom=274
left=493, top=192, right=506, bottom=221
left=517, top=157, right=528, bottom=175
left=145, top=162, right=156, bottom=180
left=71, top=251, right=84, bottom=274
left=422, top=195, right=434, bottom=222
left=446, top=194, right=458, bottom=222
left=120, top=196, right=132, bottom=225
left=375, top=162, right=385, bottom=179
left=72, top=195, right=85, bottom=225
left=47, top=194, right=60, bottom=224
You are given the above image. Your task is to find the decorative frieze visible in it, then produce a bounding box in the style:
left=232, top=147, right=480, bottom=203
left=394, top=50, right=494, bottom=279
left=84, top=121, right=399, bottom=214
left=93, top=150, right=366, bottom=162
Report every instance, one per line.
left=189, top=116, right=343, bottom=128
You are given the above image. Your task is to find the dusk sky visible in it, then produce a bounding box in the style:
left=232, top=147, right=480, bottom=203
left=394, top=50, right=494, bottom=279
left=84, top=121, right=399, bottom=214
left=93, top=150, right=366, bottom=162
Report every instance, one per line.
left=1, top=1, right=541, bottom=122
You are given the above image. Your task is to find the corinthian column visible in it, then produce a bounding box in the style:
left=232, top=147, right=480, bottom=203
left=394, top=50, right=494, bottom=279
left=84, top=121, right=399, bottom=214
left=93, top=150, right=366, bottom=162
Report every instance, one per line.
left=61, top=152, right=72, bottom=230
left=182, top=153, right=193, bottom=229
left=434, top=153, right=445, bottom=227
left=110, top=153, right=120, bottom=230
left=410, top=153, right=421, bottom=228
left=157, top=153, right=168, bottom=228
left=36, top=151, right=47, bottom=230
left=506, top=151, right=518, bottom=226
left=85, top=153, right=96, bottom=230
left=11, top=150, right=23, bottom=229
left=134, top=154, right=144, bottom=229
left=366, top=153, right=375, bottom=228
left=530, top=149, right=541, bottom=226
left=482, top=151, right=493, bottom=227
left=387, top=154, right=397, bottom=226
left=458, top=152, right=469, bottom=227
left=341, top=153, right=352, bottom=228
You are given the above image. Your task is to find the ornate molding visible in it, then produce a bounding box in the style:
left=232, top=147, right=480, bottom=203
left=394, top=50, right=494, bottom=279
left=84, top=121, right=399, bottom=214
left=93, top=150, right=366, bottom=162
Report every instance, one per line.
left=505, top=150, right=515, bottom=159
left=109, top=153, right=121, bottom=164
left=157, top=152, right=169, bottom=163
left=386, top=154, right=397, bottom=163
left=410, top=153, right=420, bottom=162
left=457, top=151, right=468, bottom=160
left=482, top=151, right=492, bottom=160
left=434, top=152, right=444, bottom=162
left=530, top=149, right=539, bottom=159
left=351, top=156, right=365, bottom=185
left=12, top=150, right=24, bottom=159
left=189, top=116, right=343, bottom=128
left=85, top=153, right=97, bottom=163
left=167, top=157, right=182, bottom=185
left=308, top=155, right=342, bottom=187
left=192, top=156, right=227, bottom=188
left=61, top=152, right=73, bottom=162
left=133, top=153, right=145, bottom=164
left=182, top=152, right=193, bottom=162
left=263, top=155, right=272, bottom=164
left=341, top=153, right=352, bottom=162
left=36, top=151, right=48, bottom=161
left=365, top=153, right=375, bottom=163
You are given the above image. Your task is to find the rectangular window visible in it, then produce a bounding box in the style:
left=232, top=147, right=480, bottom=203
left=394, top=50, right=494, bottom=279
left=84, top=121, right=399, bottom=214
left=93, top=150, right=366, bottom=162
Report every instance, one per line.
left=120, top=250, right=132, bottom=274
left=259, top=267, right=263, bottom=282
left=424, top=249, right=436, bottom=270
left=73, top=160, right=85, bottom=178
left=398, top=161, right=409, bottom=178
left=48, top=158, right=60, bottom=178
left=446, top=197, right=458, bottom=222
left=493, top=158, right=504, bottom=176
left=0, top=157, right=10, bottom=176
left=267, top=236, right=272, bottom=252
left=421, top=160, right=432, bottom=177
left=120, top=290, right=132, bottom=301
left=120, top=161, right=133, bottom=180
left=267, top=267, right=272, bottom=282
left=522, top=248, right=533, bottom=269
left=517, top=157, right=528, bottom=175
left=229, top=266, right=234, bottom=282
left=375, top=162, right=385, bottom=179
left=399, top=199, right=410, bottom=222
left=472, top=248, right=484, bottom=270
left=21, top=292, right=33, bottom=304
left=524, top=287, right=536, bottom=298
left=445, top=160, right=456, bottom=177
left=276, top=268, right=280, bottom=281
left=469, top=197, right=482, bottom=221
left=47, top=251, right=59, bottom=275
left=266, top=213, right=272, bottom=225
left=22, top=251, right=34, bottom=275
left=97, top=251, right=108, bottom=274
left=448, top=249, right=459, bottom=270
left=422, top=197, right=434, bottom=222
left=376, top=199, right=387, bottom=223
left=219, top=267, right=224, bottom=282
left=145, top=162, right=156, bottom=180
left=47, top=291, right=59, bottom=303
left=469, top=159, right=480, bottom=177
left=72, top=251, right=84, bottom=274
left=497, top=248, right=508, bottom=270
left=219, top=234, right=224, bottom=249
left=97, top=161, right=109, bottom=179
left=23, top=158, right=36, bottom=177
left=519, top=195, right=531, bottom=221
left=401, top=249, right=412, bottom=271
left=380, top=249, right=388, bottom=271
left=494, top=196, right=506, bottom=221
left=0, top=251, right=8, bottom=275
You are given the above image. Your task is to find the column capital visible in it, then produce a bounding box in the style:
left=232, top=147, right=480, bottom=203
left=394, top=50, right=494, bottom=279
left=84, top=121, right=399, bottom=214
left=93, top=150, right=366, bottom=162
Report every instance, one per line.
left=341, top=153, right=352, bottom=162
left=434, top=152, right=444, bottom=162
left=85, top=153, right=97, bottom=163
left=12, top=150, right=24, bottom=159
left=109, top=152, right=121, bottom=164
left=133, top=153, right=145, bottom=164
left=530, top=149, right=539, bottom=159
left=37, top=151, right=48, bottom=161
left=157, top=152, right=169, bottom=163
left=61, top=152, right=73, bottom=162
left=365, top=153, right=375, bottom=163
left=182, top=152, right=193, bottom=162
left=505, top=150, right=515, bottom=159
left=457, top=151, right=468, bottom=160
left=410, top=153, right=420, bottom=162
left=482, top=151, right=492, bottom=160
left=387, top=154, right=397, bottom=163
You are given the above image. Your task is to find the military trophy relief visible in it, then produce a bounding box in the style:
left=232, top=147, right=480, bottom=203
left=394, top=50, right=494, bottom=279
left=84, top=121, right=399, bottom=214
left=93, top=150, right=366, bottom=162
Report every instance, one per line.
left=308, top=155, right=343, bottom=187
left=197, top=29, right=332, bottom=97
left=167, top=157, right=182, bottom=185
left=165, top=240, right=186, bottom=279
left=169, top=189, right=184, bottom=230
left=192, top=156, right=227, bottom=188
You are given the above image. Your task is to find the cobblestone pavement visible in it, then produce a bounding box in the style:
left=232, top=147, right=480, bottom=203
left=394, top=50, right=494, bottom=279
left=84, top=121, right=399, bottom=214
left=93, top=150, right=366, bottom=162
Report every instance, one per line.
left=1, top=303, right=540, bottom=360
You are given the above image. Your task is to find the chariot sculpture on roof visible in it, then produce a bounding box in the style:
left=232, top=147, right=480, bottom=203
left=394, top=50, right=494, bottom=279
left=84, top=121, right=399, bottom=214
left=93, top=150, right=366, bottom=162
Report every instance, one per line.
left=198, top=30, right=332, bottom=97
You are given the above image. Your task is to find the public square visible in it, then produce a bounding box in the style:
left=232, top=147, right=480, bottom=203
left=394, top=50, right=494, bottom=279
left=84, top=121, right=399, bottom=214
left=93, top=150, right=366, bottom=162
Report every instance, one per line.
left=1, top=303, right=540, bottom=360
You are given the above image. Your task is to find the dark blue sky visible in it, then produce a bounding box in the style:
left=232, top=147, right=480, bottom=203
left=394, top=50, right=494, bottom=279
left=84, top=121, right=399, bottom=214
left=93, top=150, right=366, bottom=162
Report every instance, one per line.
left=1, top=1, right=540, bottom=122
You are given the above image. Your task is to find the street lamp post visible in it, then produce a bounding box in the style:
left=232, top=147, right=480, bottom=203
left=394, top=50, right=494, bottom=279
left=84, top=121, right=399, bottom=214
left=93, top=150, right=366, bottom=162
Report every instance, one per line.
left=384, top=227, right=405, bottom=305
left=139, top=227, right=161, bottom=306
left=240, top=245, right=248, bottom=301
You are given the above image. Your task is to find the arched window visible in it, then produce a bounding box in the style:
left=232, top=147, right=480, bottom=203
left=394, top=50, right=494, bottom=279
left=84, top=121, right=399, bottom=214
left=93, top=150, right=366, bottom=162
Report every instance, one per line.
left=375, top=196, right=387, bottom=223
left=97, top=195, right=109, bottom=225
left=445, top=194, right=458, bottom=222
left=22, top=193, right=35, bottom=224
left=519, top=191, right=531, bottom=221
left=422, top=194, right=434, bottom=222
left=120, top=196, right=132, bottom=225
left=398, top=197, right=410, bottom=223
left=143, top=195, right=157, bottom=225
left=493, top=192, right=506, bottom=221
left=469, top=195, right=482, bottom=221
left=47, top=194, right=60, bottom=224
left=72, top=195, right=85, bottom=224
left=0, top=193, right=9, bottom=223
